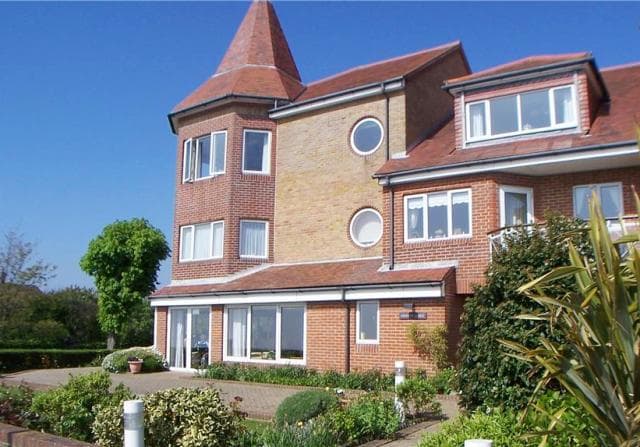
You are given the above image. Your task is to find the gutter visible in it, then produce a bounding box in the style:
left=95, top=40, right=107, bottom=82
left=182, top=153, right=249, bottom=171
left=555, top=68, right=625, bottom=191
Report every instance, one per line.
left=269, top=78, right=405, bottom=120
left=342, top=288, right=350, bottom=373
left=388, top=176, right=395, bottom=271
left=375, top=140, right=639, bottom=184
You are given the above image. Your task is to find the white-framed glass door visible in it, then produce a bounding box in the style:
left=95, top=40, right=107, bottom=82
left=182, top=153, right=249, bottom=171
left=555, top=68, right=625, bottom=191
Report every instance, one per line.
left=168, top=307, right=210, bottom=370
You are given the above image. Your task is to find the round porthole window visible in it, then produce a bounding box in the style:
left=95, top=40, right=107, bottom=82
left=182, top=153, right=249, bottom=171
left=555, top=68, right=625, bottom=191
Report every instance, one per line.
left=350, top=118, right=383, bottom=155
left=350, top=208, right=383, bottom=248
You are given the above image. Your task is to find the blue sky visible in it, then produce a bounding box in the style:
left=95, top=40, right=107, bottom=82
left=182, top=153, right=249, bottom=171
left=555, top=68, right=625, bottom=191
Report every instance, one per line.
left=0, top=1, right=638, bottom=290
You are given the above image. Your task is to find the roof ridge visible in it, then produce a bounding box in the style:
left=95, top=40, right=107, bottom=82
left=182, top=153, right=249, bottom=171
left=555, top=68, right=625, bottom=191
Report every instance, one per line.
left=601, top=61, right=640, bottom=72
left=305, top=41, right=460, bottom=87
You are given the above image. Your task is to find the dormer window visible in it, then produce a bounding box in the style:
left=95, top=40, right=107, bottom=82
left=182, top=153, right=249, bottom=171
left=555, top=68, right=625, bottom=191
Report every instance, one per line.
left=466, top=85, right=576, bottom=143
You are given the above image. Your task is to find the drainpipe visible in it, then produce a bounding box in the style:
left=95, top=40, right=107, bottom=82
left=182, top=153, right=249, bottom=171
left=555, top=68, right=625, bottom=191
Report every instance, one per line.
left=388, top=177, right=395, bottom=271
left=381, top=83, right=390, bottom=161
left=342, top=288, right=351, bottom=373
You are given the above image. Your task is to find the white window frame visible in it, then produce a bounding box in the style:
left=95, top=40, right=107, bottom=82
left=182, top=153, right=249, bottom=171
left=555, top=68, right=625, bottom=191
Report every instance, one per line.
left=356, top=301, right=379, bottom=345
left=182, top=139, right=193, bottom=183
left=182, top=131, right=227, bottom=182
left=166, top=306, right=212, bottom=371
left=242, top=129, right=272, bottom=175
left=572, top=182, right=623, bottom=219
left=499, top=185, right=534, bottom=228
left=350, top=117, right=384, bottom=156
left=349, top=208, right=383, bottom=248
left=179, top=221, right=224, bottom=262
left=403, top=188, right=473, bottom=243
left=465, top=84, right=578, bottom=143
left=222, top=304, right=306, bottom=365
left=239, top=219, right=269, bottom=259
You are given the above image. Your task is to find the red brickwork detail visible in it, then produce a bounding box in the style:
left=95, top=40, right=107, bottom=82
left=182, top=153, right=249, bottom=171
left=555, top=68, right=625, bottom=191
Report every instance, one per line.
left=210, top=306, right=224, bottom=363
left=155, top=307, right=168, bottom=357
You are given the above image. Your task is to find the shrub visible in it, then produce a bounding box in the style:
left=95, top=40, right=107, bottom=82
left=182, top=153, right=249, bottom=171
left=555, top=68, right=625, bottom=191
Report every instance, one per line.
left=0, top=383, right=35, bottom=427
left=0, top=348, right=112, bottom=373
left=406, top=324, right=450, bottom=371
left=93, top=387, right=241, bottom=447
left=30, top=371, right=133, bottom=441
left=275, top=390, right=338, bottom=426
left=101, top=346, right=166, bottom=373
left=396, top=377, right=440, bottom=417
left=459, top=213, right=591, bottom=411
left=428, top=367, right=457, bottom=395
left=255, top=419, right=338, bottom=447
left=327, top=393, right=401, bottom=445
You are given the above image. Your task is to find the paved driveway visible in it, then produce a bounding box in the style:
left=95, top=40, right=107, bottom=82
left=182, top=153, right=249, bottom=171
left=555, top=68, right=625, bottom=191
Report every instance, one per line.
left=2, top=367, right=304, bottom=419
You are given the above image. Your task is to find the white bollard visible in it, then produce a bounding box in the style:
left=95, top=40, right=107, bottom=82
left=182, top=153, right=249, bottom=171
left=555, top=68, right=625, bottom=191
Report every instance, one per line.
left=394, top=360, right=406, bottom=421
left=465, top=440, right=493, bottom=447
left=123, top=399, right=145, bottom=447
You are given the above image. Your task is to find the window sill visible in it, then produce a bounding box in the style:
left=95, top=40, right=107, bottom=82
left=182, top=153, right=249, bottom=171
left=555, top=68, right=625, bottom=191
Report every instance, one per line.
left=242, top=170, right=271, bottom=176
left=179, top=257, right=224, bottom=264
left=356, top=340, right=379, bottom=345
left=222, top=356, right=305, bottom=366
left=404, top=235, right=472, bottom=244
left=463, top=126, right=580, bottom=149
left=239, top=255, right=268, bottom=260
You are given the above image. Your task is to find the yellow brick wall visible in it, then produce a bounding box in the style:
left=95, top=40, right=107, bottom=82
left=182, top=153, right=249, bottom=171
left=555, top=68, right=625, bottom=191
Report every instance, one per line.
left=274, top=93, right=406, bottom=262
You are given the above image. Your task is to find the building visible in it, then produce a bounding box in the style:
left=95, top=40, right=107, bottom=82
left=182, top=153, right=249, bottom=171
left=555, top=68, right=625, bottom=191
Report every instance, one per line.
left=150, top=0, right=640, bottom=373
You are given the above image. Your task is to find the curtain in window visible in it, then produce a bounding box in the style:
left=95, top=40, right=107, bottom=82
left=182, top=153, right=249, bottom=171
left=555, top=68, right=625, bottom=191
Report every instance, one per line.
left=213, top=133, right=226, bottom=174
left=180, top=227, right=193, bottom=260
left=428, top=193, right=448, bottom=238
left=183, top=140, right=192, bottom=181
left=554, top=87, right=575, bottom=124
left=193, top=224, right=211, bottom=259
left=240, top=222, right=266, bottom=257
left=574, top=186, right=592, bottom=220
left=600, top=185, right=622, bottom=218
left=504, top=192, right=528, bottom=226
left=197, top=136, right=211, bottom=178
left=407, top=197, right=424, bottom=239
left=212, top=222, right=224, bottom=257
left=171, top=310, right=186, bottom=368
left=451, top=191, right=470, bottom=235
left=359, top=302, right=378, bottom=341
left=469, top=103, right=486, bottom=138
left=228, top=308, right=247, bottom=357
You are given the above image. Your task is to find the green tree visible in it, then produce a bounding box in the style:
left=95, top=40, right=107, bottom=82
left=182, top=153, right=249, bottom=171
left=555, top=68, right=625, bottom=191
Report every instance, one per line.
left=80, top=219, right=169, bottom=349
left=0, top=230, right=56, bottom=287
left=458, top=213, right=591, bottom=411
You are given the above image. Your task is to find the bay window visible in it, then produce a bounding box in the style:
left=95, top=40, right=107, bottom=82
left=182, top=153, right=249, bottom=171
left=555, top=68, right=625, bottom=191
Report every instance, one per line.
left=179, top=221, right=224, bottom=262
left=466, top=85, right=576, bottom=142
left=224, top=304, right=305, bottom=364
left=182, top=131, right=227, bottom=182
left=404, top=189, right=472, bottom=242
left=574, top=183, right=622, bottom=220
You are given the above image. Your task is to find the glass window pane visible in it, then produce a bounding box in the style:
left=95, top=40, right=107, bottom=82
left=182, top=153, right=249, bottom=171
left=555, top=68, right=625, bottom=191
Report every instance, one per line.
left=281, top=306, right=304, bottom=360
left=183, top=140, right=192, bottom=181
left=351, top=210, right=382, bottom=246
left=468, top=103, right=486, bottom=138
left=180, top=227, right=193, bottom=260
left=196, top=136, right=211, bottom=178
left=227, top=308, right=247, bottom=358
left=554, top=87, right=575, bottom=124
left=521, top=90, right=550, bottom=130
left=240, top=221, right=266, bottom=257
left=212, top=222, right=224, bottom=258
left=452, top=191, right=470, bottom=236
left=427, top=193, right=448, bottom=239
left=600, top=185, right=622, bottom=218
left=244, top=131, right=269, bottom=172
left=193, top=224, right=211, bottom=260
left=406, top=197, right=424, bottom=239
left=358, top=302, right=378, bottom=341
left=490, top=95, right=518, bottom=135
left=504, top=192, right=528, bottom=226
left=352, top=119, right=383, bottom=153
left=190, top=308, right=209, bottom=369
left=169, top=309, right=187, bottom=368
left=574, top=186, right=591, bottom=220
left=251, top=306, right=276, bottom=360
left=213, top=133, right=226, bottom=174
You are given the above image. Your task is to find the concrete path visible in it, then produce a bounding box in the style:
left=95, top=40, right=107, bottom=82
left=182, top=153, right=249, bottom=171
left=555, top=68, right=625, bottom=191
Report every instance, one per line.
left=1, top=367, right=303, bottom=420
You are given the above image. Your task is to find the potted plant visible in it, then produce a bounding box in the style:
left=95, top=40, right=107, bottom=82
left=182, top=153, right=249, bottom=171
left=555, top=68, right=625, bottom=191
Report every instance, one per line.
left=127, top=356, right=143, bottom=374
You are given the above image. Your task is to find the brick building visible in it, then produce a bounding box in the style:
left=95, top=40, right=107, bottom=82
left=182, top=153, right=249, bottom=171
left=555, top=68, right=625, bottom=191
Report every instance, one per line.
left=150, top=0, right=640, bottom=373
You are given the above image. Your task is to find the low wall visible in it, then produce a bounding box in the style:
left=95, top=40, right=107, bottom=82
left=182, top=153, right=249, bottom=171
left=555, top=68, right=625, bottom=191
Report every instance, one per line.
left=0, top=423, right=92, bottom=447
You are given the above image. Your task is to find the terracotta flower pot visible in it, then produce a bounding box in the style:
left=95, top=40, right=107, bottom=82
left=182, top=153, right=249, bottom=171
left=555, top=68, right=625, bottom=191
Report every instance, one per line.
left=128, top=360, right=143, bottom=374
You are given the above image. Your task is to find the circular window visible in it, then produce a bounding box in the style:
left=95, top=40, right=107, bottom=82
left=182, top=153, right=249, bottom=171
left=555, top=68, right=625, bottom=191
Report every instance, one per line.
left=350, top=208, right=383, bottom=248
left=350, top=118, right=383, bottom=155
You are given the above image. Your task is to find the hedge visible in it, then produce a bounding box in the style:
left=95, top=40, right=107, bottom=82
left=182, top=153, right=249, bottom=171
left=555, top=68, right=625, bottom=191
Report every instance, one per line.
left=0, top=349, right=112, bottom=373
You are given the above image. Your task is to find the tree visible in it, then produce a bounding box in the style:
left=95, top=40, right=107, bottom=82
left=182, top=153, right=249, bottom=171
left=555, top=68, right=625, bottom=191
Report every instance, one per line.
left=0, top=230, right=56, bottom=287
left=80, top=219, right=169, bottom=349
left=458, top=213, right=591, bottom=411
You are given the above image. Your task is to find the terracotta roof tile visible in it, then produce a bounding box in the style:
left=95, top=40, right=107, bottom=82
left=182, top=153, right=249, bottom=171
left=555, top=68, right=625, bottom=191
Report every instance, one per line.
left=376, top=63, right=640, bottom=176
left=294, top=42, right=461, bottom=103
left=151, top=259, right=451, bottom=298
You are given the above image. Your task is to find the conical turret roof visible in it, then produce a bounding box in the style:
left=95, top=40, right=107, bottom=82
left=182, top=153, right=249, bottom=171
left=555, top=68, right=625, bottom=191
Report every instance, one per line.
left=173, top=0, right=304, bottom=113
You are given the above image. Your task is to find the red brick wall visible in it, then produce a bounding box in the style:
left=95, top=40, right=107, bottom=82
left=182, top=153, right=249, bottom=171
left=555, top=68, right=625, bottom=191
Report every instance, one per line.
left=172, top=103, right=276, bottom=281
left=210, top=306, right=224, bottom=363
left=306, top=303, right=348, bottom=372
left=155, top=307, right=167, bottom=357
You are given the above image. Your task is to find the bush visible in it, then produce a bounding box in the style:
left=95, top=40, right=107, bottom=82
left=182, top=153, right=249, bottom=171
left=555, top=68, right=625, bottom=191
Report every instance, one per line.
left=255, top=419, right=338, bottom=447
left=93, top=387, right=241, bottom=447
left=428, top=367, right=457, bottom=394
left=0, top=348, right=112, bottom=373
left=30, top=371, right=133, bottom=441
left=459, top=214, right=591, bottom=411
left=201, top=363, right=394, bottom=391
left=0, top=383, right=35, bottom=427
left=396, top=377, right=440, bottom=417
left=275, top=390, right=338, bottom=426
left=101, top=346, right=166, bottom=373
left=406, top=324, right=450, bottom=371
left=419, top=410, right=527, bottom=447
left=327, top=393, right=401, bottom=445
